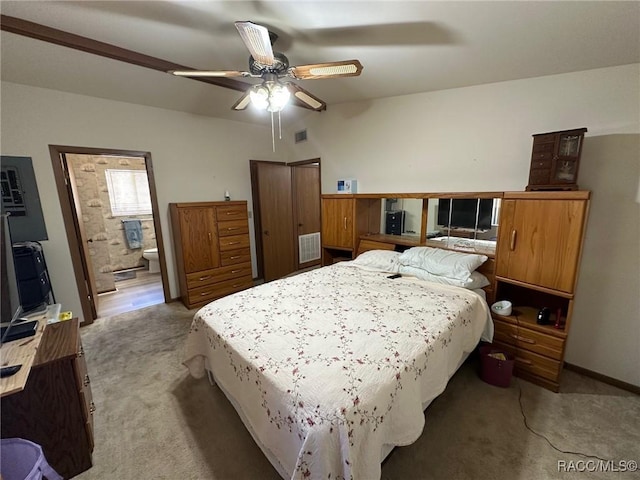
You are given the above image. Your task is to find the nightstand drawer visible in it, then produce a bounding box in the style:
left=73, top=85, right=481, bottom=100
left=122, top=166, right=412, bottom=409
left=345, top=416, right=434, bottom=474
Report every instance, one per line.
left=493, top=319, right=564, bottom=360
left=493, top=341, right=561, bottom=382
left=219, top=234, right=250, bottom=251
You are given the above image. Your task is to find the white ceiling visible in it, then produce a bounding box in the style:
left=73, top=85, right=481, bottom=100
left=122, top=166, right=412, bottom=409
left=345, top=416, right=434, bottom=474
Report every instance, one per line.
left=2, top=1, right=639, bottom=125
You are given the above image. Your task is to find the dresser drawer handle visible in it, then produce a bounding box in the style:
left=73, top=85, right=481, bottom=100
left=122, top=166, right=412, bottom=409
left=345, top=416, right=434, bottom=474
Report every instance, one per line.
left=226, top=227, right=240, bottom=231
left=510, top=334, right=535, bottom=344
left=231, top=269, right=242, bottom=274
left=227, top=241, right=240, bottom=245
left=229, top=255, right=241, bottom=259
left=198, top=275, right=212, bottom=281
left=515, top=357, right=533, bottom=365
left=77, top=345, right=85, bottom=358
left=200, top=291, right=212, bottom=297
left=225, top=211, right=240, bottom=215
left=232, top=283, right=243, bottom=288
left=84, top=374, right=91, bottom=386
left=89, top=402, right=96, bottom=414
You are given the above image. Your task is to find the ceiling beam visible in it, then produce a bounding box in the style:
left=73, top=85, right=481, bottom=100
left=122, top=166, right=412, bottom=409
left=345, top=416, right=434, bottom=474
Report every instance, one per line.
left=1, top=14, right=249, bottom=92
left=0, top=14, right=319, bottom=110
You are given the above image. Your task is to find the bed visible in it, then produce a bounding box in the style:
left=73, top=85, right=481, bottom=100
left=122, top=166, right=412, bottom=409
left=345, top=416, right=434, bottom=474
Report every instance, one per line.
left=184, top=248, right=493, bottom=480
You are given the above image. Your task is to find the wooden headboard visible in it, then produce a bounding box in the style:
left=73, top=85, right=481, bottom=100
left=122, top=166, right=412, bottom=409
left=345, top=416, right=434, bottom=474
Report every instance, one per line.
left=356, top=234, right=496, bottom=304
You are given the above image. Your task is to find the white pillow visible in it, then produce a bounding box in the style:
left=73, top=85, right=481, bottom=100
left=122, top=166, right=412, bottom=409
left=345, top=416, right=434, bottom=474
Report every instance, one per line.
left=398, top=246, right=488, bottom=281
left=351, top=249, right=400, bottom=272
left=398, top=265, right=490, bottom=289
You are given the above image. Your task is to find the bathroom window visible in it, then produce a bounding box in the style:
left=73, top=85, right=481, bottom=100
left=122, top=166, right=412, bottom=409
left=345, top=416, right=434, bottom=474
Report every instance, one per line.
left=105, top=169, right=152, bottom=216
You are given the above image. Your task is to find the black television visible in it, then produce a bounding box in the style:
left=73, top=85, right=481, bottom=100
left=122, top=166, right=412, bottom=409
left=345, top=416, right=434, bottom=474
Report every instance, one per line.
left=437, top=199, right=493, bottom=230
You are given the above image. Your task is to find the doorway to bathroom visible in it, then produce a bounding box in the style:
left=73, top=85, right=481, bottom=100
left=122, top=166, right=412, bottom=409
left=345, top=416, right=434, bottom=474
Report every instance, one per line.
left=50, top=145, right=170, bottom=324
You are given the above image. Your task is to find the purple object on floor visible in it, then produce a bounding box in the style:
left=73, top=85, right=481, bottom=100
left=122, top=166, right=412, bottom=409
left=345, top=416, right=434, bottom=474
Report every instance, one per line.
left=0, top=438, right=62, bottom=480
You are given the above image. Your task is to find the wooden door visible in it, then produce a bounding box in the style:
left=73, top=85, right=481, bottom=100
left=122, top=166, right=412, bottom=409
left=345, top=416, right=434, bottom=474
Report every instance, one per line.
left=321, top=198, right=354, bottom=249
left=292, top=164, right=321, bottom=269
left=497, top=199, right=586, bottom=293
left=65, top=160, right=99, bottom=319
left=178, top=206, right=219, bottom=274
left=255, top=162, right=296, bottom=281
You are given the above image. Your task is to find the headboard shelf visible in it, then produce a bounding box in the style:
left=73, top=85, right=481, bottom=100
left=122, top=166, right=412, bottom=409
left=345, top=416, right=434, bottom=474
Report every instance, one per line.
left=359, top=233, right=496, bottom=258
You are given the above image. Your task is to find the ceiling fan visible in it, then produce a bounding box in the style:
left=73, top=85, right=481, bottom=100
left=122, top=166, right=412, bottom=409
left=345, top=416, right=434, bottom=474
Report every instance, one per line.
left=169, top=21, right=364, bottom=113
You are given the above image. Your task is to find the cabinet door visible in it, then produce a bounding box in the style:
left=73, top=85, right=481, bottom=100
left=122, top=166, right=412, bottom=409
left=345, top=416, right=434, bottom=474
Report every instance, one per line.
left=178, top=206, right=220, bottom=273
left=322, top=198, right=354, bottom=249
left=497, top=199, right=586, bottom=293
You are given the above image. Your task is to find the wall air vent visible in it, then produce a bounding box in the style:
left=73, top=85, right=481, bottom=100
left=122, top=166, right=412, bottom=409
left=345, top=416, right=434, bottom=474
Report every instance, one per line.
left=298, top=232, right=320, bottom=264
left=294, top=129, right=308, bottom=143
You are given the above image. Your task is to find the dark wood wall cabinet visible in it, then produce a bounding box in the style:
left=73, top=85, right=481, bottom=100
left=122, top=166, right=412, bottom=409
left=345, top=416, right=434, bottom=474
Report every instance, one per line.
left=526, top=128, right=587, bottom=191
left=1, top=318, right=94, bottom=478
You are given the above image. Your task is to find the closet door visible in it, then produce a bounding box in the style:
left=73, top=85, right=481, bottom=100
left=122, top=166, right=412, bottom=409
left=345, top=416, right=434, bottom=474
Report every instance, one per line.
left=255, top=162, right=296, bottom=282
left=292, top=164, right=321, bottom=269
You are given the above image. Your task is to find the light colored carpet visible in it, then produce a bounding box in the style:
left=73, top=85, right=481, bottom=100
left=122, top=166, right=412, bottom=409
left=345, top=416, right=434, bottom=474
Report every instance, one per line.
left=75, top=302, right=640, bottom=480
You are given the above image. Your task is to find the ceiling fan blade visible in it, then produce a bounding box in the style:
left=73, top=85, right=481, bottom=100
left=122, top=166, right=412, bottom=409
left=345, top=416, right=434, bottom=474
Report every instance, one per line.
left=231, top=90, right=252, bottom=111
left=287, top=83, right=326, bottom=111
left=235, top=21, right=275, bottom=66
left=170, top=70, right=250, bottom=78
left=288, top=60, right=363, bottom=80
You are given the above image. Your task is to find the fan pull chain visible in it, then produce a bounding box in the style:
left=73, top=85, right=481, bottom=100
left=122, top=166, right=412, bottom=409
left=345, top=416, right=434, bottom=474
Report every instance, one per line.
left=278, top=111, right=283, bottom=140
left=271, top=111, right=275, bottom=152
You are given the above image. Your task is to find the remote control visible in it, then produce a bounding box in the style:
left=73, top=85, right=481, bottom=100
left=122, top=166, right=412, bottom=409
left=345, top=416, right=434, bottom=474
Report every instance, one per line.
left=0, top=365, right=22, bottom=378
left=387, top=274, right=402, bottom=279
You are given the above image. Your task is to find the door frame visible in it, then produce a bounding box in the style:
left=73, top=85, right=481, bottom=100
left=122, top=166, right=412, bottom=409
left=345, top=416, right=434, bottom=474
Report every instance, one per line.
left=249, top=158, right=321, bottom=280
left=49, top=145, right=171, bottom=325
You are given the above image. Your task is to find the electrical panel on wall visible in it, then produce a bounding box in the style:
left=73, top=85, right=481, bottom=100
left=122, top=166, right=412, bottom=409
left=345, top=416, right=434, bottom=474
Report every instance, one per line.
left=0, top=156, right=48, bottom=242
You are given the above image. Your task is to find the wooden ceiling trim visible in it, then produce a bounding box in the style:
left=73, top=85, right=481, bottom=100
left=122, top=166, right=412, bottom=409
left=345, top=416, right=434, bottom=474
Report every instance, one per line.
left=0, top=14, right=249, bottom=92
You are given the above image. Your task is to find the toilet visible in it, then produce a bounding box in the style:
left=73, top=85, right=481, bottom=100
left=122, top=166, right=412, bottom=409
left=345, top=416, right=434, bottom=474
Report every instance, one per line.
left=142, top=247, right=160, bottom=273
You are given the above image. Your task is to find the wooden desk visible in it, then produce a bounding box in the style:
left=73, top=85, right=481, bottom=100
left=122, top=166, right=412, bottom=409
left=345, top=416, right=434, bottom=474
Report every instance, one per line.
left=1, top=318, right=94, bottom=478
left=0, top=317, right=47, bottom=397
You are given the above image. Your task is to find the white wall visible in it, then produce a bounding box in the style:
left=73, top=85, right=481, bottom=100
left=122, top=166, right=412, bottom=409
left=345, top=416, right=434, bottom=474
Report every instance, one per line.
left=1, top=82, right=289, bottom=321
left=290, top=64, right=640, bottom=386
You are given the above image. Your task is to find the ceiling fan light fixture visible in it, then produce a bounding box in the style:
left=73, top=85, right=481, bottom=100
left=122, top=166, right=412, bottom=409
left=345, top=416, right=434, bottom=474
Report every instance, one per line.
left=249, top=84, right=270, bottom=110
left=267, top=83, right=291, bottom=112
left=249, top=77, right=291, bottom=113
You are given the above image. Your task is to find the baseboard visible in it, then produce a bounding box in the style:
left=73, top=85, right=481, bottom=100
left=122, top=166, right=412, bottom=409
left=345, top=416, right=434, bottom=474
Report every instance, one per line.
left=564, top=362, right=640, bottom=395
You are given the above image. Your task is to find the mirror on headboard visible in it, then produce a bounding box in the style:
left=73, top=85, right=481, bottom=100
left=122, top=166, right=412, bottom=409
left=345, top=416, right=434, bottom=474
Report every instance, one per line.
left=426, top=197, right=500, bottom=254
left=381, top=198, right=423, bottom=239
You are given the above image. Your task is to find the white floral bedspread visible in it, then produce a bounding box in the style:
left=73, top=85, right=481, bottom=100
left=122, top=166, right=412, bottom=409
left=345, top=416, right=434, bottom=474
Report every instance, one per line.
left=183, top=263, right=492, bottom=480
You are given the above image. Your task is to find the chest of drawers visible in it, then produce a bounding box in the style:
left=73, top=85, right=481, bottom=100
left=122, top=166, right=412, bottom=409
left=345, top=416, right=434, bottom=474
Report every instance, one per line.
left=170, top=201, right=253, bottom=308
